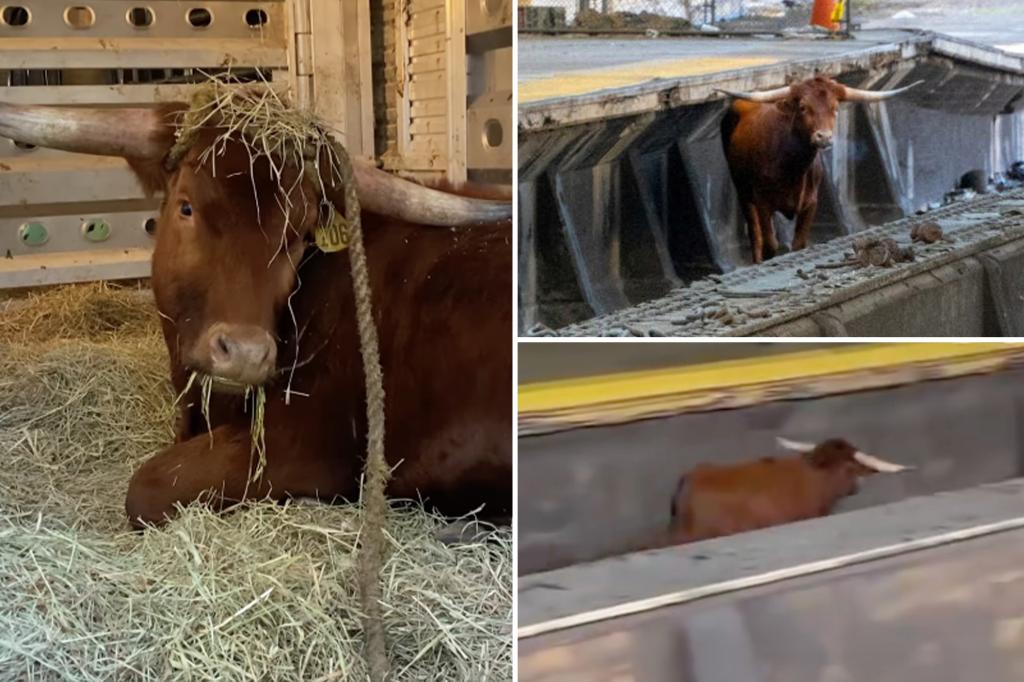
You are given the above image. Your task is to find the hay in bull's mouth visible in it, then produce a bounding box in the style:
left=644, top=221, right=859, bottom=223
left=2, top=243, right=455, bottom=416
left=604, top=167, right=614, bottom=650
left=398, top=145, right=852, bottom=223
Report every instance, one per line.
left=0, top=283, right=512, bottom=680
left=177, top=371, right=268, bottom=482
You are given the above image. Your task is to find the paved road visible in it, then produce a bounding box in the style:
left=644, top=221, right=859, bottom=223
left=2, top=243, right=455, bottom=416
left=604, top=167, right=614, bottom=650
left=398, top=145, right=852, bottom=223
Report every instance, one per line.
left=518, top=29, right=910, bottom=85
left=860, top=0, right=1024, bottom=53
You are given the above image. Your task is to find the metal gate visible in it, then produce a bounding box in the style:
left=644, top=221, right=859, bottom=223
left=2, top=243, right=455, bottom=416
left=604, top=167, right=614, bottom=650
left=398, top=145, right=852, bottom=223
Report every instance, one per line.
left=0, top=0, right=512, bottom=289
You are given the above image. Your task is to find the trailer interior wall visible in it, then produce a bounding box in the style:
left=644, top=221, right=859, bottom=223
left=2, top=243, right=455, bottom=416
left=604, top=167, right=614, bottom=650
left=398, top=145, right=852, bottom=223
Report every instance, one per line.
left=518, top=54, right=1024, bottom=331
left=0, top=0, right=512, bottom=289
left=517, top=367, right=1024, bottom=575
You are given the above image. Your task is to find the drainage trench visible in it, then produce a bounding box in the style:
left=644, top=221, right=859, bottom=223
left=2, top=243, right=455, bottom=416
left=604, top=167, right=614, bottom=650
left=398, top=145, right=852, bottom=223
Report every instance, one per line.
left=519, top=35, right=1024, bottom=335
left=518, top=364, right=1024, bottom=679
left=518, top=366, right=1024, bottom=576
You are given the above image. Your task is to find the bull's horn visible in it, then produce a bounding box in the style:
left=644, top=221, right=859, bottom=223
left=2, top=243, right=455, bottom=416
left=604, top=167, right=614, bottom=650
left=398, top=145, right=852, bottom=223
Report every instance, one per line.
left=715, top=85, right=792, bottom=103
left=777, top=437, right=816, bottom=453
left=853, top=451, right=913, bottom=473
left=0, top=103, right=167, bottom=159
left=841, top=79, right=924, bottom=103
left=351, top=159, right=512, bottom=226
left=0, top=102, right=512, bottom=226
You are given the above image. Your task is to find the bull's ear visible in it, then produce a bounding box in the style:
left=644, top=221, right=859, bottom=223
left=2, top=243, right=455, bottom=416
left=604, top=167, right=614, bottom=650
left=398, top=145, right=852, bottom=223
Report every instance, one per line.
left=126, top=103, right=187, bottom=196
left=776, top=95, right=798, bottom=114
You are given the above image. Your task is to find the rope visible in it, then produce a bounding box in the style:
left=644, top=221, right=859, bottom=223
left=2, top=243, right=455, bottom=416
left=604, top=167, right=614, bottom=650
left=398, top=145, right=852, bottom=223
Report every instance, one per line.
left=321, top=137, right=392, bottom=682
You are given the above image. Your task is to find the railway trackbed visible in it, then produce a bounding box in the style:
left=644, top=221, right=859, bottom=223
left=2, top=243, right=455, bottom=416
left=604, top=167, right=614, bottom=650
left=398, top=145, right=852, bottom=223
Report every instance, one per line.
left=550, top=189, right=1024, bottom=336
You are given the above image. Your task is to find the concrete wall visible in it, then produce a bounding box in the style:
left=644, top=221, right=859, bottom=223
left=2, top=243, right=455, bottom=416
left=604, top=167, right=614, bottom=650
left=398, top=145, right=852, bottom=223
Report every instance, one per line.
left=518, top=367, right=1024, bottom=574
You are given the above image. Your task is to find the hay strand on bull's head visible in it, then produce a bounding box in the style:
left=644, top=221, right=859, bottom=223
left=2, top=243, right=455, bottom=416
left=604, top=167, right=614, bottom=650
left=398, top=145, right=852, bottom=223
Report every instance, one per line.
left=0, top=284, right=511, bottom=680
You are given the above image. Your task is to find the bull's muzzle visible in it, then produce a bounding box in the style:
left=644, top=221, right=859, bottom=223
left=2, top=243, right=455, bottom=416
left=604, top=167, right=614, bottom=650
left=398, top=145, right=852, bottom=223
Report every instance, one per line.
left=202, top=323, right=277, bottom=390
left=811, top=130, right=834, bottom=149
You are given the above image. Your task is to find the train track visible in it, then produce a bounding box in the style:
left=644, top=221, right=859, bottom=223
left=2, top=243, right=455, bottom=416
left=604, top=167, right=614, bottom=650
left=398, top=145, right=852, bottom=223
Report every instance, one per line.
left=550, top=188, right=1024, bottom=337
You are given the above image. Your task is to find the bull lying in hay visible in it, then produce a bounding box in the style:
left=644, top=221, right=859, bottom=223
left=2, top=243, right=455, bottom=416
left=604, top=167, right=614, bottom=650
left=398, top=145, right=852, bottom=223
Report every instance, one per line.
left=0, top=284, right=511, bottom=680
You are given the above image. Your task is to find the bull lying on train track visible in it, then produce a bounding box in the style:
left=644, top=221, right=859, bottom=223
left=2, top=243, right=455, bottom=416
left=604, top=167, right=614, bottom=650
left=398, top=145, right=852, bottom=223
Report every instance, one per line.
left=0, top=98, right=513, bottom=529
left=666, top=437, right=912, bottom=544
left=719, top=76, right=922, bottom=264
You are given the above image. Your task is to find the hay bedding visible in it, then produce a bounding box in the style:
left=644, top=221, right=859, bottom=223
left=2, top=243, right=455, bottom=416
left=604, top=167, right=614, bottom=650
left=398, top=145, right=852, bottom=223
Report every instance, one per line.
left=0, top=284, right=512, bottom=681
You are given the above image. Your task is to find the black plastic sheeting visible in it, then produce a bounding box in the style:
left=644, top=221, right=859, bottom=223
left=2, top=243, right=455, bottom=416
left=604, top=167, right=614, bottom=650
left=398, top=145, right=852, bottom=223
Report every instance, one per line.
left=519, top=57, right=1024, bottom=331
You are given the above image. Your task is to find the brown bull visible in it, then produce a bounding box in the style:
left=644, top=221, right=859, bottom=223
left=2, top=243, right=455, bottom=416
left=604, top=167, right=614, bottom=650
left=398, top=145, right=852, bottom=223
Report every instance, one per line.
left=666, top=437, right=911, bottom=544
left=719, top=76, right=921, bottom=263
left=0, top=98, right=513, bottom=529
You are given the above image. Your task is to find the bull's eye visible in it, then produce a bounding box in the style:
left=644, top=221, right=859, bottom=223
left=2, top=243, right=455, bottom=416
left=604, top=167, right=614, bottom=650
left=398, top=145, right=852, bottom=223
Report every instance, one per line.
left=179, top=201, right=193, bottom=217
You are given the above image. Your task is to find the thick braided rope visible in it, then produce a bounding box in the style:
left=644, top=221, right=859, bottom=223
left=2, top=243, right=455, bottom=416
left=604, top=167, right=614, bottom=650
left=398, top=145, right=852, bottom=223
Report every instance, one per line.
left=321, top=137, right=391, bottom=682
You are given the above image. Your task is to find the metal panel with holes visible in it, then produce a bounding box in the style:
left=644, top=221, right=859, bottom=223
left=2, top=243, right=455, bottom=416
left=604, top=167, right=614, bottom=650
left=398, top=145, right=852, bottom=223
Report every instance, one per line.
left=0, top=0, right=371, bottom=287
left=0, top=0, right=509, bottom=288
left=0, top=0, right=293, bottom=287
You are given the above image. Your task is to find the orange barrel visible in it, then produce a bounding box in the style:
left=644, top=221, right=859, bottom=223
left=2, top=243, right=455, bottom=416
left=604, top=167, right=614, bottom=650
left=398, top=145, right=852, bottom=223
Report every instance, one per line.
left=811, top=0, right=839, bottom=30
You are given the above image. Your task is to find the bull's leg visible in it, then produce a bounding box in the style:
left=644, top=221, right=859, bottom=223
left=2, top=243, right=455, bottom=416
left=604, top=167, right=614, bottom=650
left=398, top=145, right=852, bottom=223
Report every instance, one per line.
left=125, top=425, right=266, bottom=528
left=125, top=424, right=350, bottom=529
left=792, top=200, right=818, bottom=251
left=758, top=206, right=779, bottom=260
left=741, top=202, right=765, bottom=264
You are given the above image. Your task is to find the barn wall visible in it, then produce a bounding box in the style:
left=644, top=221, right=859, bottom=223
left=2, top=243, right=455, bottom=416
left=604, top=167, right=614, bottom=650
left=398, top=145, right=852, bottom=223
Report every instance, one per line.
left=0, top=0, right=512, bottom=289
left=380, top=0, right=513, bottom=184
left=0, top=0, right=293, bottom=288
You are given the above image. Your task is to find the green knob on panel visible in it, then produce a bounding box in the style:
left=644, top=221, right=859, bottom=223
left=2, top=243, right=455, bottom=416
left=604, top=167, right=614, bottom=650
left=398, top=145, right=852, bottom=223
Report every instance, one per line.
left=82, top=219, right=111, bottom=242
left=18, top=222, right=48, bottom=246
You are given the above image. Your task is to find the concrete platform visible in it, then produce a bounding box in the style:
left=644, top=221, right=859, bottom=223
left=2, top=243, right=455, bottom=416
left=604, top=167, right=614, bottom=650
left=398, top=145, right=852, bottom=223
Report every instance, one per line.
left=520, top=518, right=1024, bottom=681
left=519, top=30, right=1024, bottom=129
left=519, top=478, right=1024, bottom=635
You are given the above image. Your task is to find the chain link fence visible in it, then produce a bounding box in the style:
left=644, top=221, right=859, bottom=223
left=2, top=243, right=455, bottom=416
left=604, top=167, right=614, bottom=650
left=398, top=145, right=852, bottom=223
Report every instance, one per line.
left=519, top=0, right=846, bottom=35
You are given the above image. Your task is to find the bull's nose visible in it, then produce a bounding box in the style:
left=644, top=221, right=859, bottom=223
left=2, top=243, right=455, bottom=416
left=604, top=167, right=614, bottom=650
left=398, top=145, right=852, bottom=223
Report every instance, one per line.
left=812, top=130, right=833, bottom=149
left=205, top=323, right=277, bottom=387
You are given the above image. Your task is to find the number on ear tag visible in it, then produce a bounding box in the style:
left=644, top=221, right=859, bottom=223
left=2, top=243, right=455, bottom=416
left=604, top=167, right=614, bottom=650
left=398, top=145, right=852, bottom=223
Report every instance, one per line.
left=315, top=213, right=349, bottom=253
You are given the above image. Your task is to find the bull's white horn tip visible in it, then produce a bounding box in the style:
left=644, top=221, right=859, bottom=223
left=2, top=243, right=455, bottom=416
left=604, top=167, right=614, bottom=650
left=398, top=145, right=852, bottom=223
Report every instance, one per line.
left=854, top=451, right=913, bottom=473
left=776, top=436, right=815, bottom=452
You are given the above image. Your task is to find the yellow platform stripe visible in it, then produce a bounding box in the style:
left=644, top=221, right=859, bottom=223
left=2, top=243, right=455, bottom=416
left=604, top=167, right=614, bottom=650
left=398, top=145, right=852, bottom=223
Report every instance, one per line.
left=518, top=55, right=779, bottom=103
left=519, top=343, right=1024, bottom=434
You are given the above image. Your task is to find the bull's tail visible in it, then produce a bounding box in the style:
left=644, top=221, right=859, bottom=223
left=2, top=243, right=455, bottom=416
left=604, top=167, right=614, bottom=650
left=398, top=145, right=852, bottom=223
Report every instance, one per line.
left=669, top=473, right=689, bottom=521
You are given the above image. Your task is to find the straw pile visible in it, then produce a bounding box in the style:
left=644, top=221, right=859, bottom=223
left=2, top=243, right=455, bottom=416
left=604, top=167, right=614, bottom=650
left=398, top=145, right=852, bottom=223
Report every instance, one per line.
left=0, top=283, right=512, bottom=681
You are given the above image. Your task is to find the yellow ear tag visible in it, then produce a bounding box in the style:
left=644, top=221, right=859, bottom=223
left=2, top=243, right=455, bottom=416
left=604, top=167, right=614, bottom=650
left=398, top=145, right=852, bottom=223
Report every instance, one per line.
left=315, top=212, right=349, bottom=253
